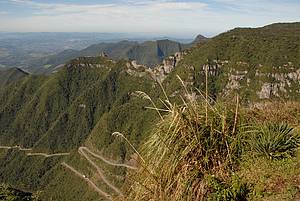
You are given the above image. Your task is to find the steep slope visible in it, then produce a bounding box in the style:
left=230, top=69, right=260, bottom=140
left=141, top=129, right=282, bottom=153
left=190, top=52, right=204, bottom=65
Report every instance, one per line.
left=166, top=22, right=300, bottom=101
left=0, top=56, right=159, bottom=201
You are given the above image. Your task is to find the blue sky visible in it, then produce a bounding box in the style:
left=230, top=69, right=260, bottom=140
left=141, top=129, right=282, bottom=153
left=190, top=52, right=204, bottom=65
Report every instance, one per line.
left=0, top=0, right=299, bottom=37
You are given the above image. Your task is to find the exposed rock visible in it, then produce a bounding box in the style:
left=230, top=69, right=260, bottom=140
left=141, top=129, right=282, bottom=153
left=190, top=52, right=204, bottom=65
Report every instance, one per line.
left=79, top=104, right=86, bottom=108
left=123, top=51, right=186, bottom=82
left=257, top=83, right=286, bottom=99
left=236, top=61, right=249, bottom=65
left=99, top=52, right=108, bottom=57
left=149, top=51, right=185, bottom=82
left=126, top=68, right=147, bottom=77
left=253, top=66, right=300, bottom=99
left=124, top=60, right=149, bottom=78
left=224, top=70, right=248, bottom=92
left=129, top=60, right=148, bottom=69
left=202, top=63, right=219, bottom=76
left=257, top=83, right=273, bottom=99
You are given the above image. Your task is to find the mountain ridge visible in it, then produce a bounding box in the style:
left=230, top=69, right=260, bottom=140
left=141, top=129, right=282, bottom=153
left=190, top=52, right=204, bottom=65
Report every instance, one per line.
left=27, top=36, right=207, bottom=74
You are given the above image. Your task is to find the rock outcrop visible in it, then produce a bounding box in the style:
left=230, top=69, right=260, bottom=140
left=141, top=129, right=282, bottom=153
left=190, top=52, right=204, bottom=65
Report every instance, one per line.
left=123, top=51, right=187, bottom=82
left=150, top=52, right=185, bottom=82
left=193, top=59, right=300, bottom=100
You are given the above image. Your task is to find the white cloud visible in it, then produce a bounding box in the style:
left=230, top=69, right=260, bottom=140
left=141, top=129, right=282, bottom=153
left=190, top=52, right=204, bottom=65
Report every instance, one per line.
left=6, top=0, right=207, bottom=15
left=149, top=2, right=207, bottom=10
left=1, top=0, right=300, bottom=36
left=213, top=0, right=300, bottom=15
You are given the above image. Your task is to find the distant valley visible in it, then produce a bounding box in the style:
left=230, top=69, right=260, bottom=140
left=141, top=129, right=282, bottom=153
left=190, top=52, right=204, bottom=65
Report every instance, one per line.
left=0, top=32, right=202, bottom=74
left=30, top=37, right=207, bottom=74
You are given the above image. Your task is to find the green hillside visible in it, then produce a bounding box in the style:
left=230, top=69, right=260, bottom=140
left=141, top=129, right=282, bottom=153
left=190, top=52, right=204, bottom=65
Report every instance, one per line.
left=126, top=39, right=182, bottom=66
left=118, top=23, right=300, bottom=201
left=0, top=56, right=160, bottom=200
left=166, top=22, right=300, bottom=101
left=0, top=23, right=299, bottom=201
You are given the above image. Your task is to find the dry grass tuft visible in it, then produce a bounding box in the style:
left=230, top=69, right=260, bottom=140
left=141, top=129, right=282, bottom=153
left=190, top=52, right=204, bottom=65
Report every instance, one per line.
left=122, top=81, right=245, bottom=201
left=114, top=83, right=300, bottom=201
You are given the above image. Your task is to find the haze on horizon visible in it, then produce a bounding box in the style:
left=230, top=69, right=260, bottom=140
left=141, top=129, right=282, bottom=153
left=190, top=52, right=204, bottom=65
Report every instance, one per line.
left=0, top=0, right=299, bottom=38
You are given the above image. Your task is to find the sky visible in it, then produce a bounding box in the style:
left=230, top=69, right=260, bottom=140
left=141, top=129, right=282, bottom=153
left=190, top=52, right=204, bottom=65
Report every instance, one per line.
left=0, top=0, right=299, bottom=37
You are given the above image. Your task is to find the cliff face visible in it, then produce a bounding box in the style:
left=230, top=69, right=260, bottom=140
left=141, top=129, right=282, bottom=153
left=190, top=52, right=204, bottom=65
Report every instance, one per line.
left=202, top=60, right=300, bottom=100
left=124, top=51, right=185, bottom=83
left=255, top=65, right=300, bottom=99
left=124, top=33, right=300, bottom=101
left=86, top=23, right=300, bottom=102
left=150, top=52, right=185, bottom=82
left=169, top=23, right=300, bottom=102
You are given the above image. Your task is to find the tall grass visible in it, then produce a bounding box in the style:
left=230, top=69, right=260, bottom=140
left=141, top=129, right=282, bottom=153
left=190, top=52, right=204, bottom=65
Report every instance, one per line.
left=123, top=82, right=246, bottom=201
left=114, top=77, right=300, bottom=201
left=114, top=98, right=300, bottom=201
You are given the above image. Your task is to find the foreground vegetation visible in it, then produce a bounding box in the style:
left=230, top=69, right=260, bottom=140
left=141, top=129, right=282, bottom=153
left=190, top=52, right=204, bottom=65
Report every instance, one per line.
left=116, top=89, right=300, bottom=200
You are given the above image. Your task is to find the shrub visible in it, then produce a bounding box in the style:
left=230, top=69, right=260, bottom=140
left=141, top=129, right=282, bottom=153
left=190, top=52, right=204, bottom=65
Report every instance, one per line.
left=206, top=175, right=251, bottom=201
left=251, top=123, right=300, bottom=159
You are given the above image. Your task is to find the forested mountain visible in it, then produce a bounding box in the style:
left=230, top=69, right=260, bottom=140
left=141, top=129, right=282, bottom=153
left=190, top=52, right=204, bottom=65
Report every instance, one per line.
left=0, top=56, right=159, bottom=200
left=28, top=39, right=189, bottom=74
left=0, top=23, right=299, bottom=201
left=192, top=34, right=209, bottom=44
left=0, top=32, right=198, bottom=73
left=0, top=32, right=165, bottom=72
left=168, top=22, right=300, bottom=102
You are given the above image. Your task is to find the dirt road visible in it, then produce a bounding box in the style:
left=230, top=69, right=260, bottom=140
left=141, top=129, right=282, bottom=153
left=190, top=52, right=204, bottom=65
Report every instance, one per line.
left=79, top=146, right=137, bottom=170
left=61, top=162, right=112, bottom=200
left=78, top=147, right=123, bottom=196
left=27, top=152, right=70, bottom=158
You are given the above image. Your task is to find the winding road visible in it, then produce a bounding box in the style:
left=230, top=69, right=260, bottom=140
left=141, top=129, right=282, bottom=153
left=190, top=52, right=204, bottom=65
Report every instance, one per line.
left=0, top=144, right=136, bottom=200
left=78, top=147, right=123, bottom=196
left=0, top=145, right=69, bottom=158
left=27, top=152, right=70, bottom=158
left=79, top=147, right=137, bottom=170
left=0, top=145, right=32, bottom=151
left=61, top=162, right=112, bottom=200
left=0, top=146, right=12, bottom=149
